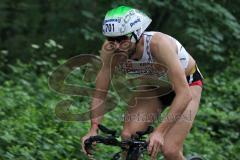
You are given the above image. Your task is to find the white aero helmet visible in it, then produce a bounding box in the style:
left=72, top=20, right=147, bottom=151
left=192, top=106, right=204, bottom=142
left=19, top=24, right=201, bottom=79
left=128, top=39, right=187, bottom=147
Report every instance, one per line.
left=102, top=6, right=152, bottom=43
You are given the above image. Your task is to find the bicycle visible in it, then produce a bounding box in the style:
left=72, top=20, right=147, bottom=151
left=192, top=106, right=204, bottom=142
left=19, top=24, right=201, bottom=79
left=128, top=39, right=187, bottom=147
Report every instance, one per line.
left=84, top=124, right=153, bottom=160
left=84, top=124, right=203, bottom=160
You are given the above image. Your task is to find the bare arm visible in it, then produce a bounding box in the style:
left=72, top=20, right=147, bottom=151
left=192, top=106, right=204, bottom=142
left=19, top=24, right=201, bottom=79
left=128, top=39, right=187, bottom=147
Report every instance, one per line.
left=90, top=41, right=115, bottom=132
left=151, top=34, right=192, bottom=136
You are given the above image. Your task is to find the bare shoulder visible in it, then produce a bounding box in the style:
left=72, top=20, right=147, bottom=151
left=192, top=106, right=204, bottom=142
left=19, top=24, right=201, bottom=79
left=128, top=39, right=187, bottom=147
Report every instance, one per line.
left=150, top=32, right=177, bottom=63
left=150, top=32, right=175, bottom=48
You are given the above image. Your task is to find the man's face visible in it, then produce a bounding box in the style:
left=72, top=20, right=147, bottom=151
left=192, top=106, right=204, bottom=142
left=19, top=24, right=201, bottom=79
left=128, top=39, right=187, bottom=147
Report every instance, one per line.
left=106, top=35, right=136, bottom=57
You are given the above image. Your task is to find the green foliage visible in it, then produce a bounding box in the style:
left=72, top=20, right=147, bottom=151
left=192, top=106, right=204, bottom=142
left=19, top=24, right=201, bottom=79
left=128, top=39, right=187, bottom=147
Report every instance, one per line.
left=183, top=57, right=240, bottom=159
left=0, top=0, right=240, bottom=159
left=0, top=60, right=87, bottom=159
left=164, top=0, right=240, bottom=73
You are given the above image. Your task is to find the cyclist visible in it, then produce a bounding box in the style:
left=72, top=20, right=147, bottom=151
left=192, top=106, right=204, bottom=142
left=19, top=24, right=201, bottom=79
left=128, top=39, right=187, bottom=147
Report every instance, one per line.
left=82, top=6, right=203, bottom=160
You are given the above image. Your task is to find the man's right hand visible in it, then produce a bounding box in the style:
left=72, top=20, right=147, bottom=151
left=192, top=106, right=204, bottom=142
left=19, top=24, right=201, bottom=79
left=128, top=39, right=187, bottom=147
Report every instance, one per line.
left=81, top=129, right=98, bottom=156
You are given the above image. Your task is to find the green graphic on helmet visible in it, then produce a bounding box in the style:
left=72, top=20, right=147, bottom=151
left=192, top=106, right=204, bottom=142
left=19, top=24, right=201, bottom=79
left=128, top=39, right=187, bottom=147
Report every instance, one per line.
left=103, top=6, right=152, bottom=42
left=106, top=6, right=132, bottom=18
